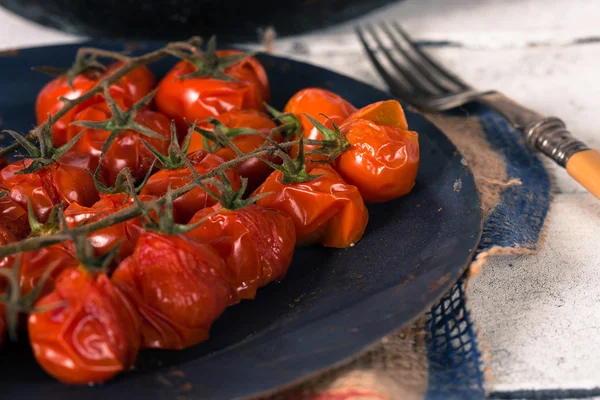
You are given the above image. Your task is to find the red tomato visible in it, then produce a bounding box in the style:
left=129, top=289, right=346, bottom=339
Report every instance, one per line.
left=187, top=109, right=279, bottom=193
left=140, top=150, right=241, bottom=224
left=187, top=203, right=296, bottom=299
left=0, top=194, right=29, bottom=240
left=283, top=88, right=357, bottom=159
left=254, top=163, right=368, bottom=248
left=28, top=268, right=141, bottom=384
left=111, top=231, right=235, bottom=349
left=0, top=244, right=77, bottom=299
left=60, top=103, right=171, bottom=185
left=336, top=100, right=419, bottom=202
left=64, top=193, right=153, bottom=262
left=36, top=63, right=155, bottom=146
left=0, top=159, right=99, bottom=223
left=155, top=51, right=269, bottom=131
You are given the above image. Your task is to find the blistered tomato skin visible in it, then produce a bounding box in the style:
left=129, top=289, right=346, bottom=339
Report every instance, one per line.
left=254, top=163, right=369, bottom=248
left=61, top=103, right=172, bottom=186
left=0, top=244, right=78, bottom=299
left=0, top=160, right=99, bottom=223
left=35, top=63, right=155, bottom=146
left=111, top=232, right=235, bottom=350
left=187, top=109, right=280, bottom=193
left=283, top=88, right=357, bottom=158
left=28, top=268, right=141, bottom=385
left=155, top=51, right=269, bottom=132
left=64, top=193, right=154, bottom=262
left=188, top=204, right=296, bottom=299
left=0, top=194, right=29, bottom=240
left=336, top=101, right=419, bottom=203
left=141, top=150, right=241, bottom=223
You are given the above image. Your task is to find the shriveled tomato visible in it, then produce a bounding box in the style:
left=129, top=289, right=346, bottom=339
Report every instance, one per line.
left=283, top=88, right=357, bottom=159
left=0, top=244, right=77, bottom=299
left=141, top=150, right=241, bottom=223
left=60, top=102, right=171, bottom=185
left=155, top=50, right=269, bottom=131
left=36, top=62, right=155, bottom=146
left=0, top=159, right=99, bottom=223
left=111, top=231, right=235, bottom=349
left=254, top=163, right=368, bottom=248
left=28, top=268, right=141, bottom=384
left=335, top=100, right=419, bottom=203
left=187, top=109, right=280, bottom=193
left=64, top=193, right=153, bottom=262
left=0, top=194, right=29, bottom=240
left=187, top=203, right=296, bottom=299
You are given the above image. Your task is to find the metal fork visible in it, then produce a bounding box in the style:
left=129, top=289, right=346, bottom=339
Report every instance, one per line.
left=356, top=22, right=600, bottom=200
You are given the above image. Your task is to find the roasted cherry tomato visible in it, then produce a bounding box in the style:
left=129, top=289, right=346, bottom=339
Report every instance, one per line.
left=111, top=231, right=235, bottom=350
left=141, top=150, right=241, bottom=224
left=0, top=244, right=77, bottom=299
left=188, top=203, right=296, bottom=299
left=28, top=268, right=141, bottom=384
left=335, top=100, right=419, bottom=203
left=36, top=63, right=155, bottom=146
left=187, top=109, right=280, bottom=193
left=155, top=51, right=269, bottom=131
left=60, top=102, right=172, bottom=185
left=283, top=88, right=357, bottom=159
left=64, top=194, right=153, bottom=262
left=254, top=163, right=368, bottom=248
left=0, top=159, right=99, bottom=223
left=0, top=194, right=29, bottom=240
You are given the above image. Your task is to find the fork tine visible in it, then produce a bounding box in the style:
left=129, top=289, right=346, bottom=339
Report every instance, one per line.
left=355, top=26, right=419, bottom=102
left=380, top=22, right=461, bottom=94
left=364, top=23, right=441, bottom=97
left=391, top=21, right=470, bottom=90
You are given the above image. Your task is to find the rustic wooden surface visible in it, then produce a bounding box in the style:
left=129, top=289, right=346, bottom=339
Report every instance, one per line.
left=1, top=0, right=599, bottom=392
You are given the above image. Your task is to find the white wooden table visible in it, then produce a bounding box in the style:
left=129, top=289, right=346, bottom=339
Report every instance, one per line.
left=2, top=0, right=600, bottom=394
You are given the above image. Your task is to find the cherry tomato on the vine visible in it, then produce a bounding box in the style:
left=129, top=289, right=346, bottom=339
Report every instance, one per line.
left=0, top=159, right=99, bottom=223
left=335, top=100, right=419, bottom=203
left=155, top=51, right=269, bottom=131
left=254, top=163, right=368, bottom=248
left=0, top=194, right=29, bottom=240
left=283, top=88, right=357, bottom=159
left=141, top=150, right=241, bottom=224
left=36, top=63, right=155, bottom=146
left=187, top=109, right=280, bottom=193
left=61, top=103, right=172, bottom=185
left=111, top=231, right=235, bottom=350
left=28, top=268, right=141, bottom=384
left=64, top=193, right=154, bottom=263
left=188, top=203, right=296, bottom=299
left=0, top=243, right=77, bottom=299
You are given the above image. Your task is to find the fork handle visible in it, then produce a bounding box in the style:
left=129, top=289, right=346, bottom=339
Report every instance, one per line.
left=480, top=92, right=600, bottom=199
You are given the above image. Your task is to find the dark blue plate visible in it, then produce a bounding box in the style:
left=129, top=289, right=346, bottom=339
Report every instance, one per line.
left=0, top=42, right=482, bottom=400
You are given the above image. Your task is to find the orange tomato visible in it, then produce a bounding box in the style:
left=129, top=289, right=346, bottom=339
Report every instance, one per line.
left=155, top=51, right=269, bottom=132
left=283, top=88, right=357, bottom=159
left=335, top=100, right=419, bottom=203
left=254, top=163, right=368, bottom=248
left=141, top=150, right=241, bottom=224
left=187, top=109, right=280, bottom=193
left=36, top=62, right=155, bottom=146
left=28, top=268, right=141, bottom=384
